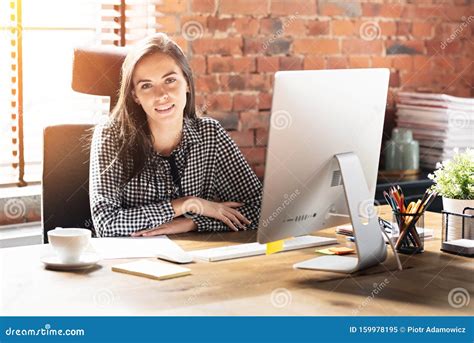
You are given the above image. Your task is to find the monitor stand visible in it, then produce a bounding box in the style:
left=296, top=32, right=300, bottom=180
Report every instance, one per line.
left=294, top=152, right=387, bottom=273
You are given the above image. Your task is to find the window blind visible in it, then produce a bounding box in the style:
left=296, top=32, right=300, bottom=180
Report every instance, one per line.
left=0, top=0, right=161, bottom=186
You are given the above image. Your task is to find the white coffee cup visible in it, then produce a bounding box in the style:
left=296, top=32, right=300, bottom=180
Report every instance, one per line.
left=47, top=228, right=91, bottom=264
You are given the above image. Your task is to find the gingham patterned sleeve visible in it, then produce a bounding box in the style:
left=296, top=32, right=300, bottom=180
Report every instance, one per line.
left=89, top=122, right=175, bottom=237
left=192, top=122, right=263, bottom=232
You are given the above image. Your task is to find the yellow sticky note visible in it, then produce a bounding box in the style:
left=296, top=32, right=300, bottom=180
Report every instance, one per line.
left=329, top=247, right=355, bottom=255
left=266, top=240, right=284, bottom=255
left=315, top=248, right=336, bottom=255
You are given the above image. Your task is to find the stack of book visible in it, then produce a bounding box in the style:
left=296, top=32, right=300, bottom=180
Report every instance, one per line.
left=395, top=92, right=474, bottom=169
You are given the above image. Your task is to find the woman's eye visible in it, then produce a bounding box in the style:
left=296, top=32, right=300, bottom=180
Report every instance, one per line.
left=165, top=78, right=176, bottom=84
left=141, top=83, right=152, bottom=90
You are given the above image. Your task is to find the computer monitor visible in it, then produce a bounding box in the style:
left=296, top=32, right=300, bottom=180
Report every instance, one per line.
left=257, top=68, right=390, bottom=273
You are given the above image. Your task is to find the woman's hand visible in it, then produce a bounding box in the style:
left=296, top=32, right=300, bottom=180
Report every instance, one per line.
left=131, top=217, right=197, bottom=237
left=181, top=197, right=251, bottom=232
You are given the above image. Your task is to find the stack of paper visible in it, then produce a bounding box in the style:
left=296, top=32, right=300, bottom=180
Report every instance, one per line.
left=395, top=92, right=474, bottom=169
left=88, top=236, right=189, bottom=260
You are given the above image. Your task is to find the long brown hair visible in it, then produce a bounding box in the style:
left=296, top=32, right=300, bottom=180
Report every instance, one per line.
left=111, top=33, right=197, bottom=183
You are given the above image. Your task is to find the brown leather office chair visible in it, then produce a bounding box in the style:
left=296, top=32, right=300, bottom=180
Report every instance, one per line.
left=42, top=46, right=127, bottom=243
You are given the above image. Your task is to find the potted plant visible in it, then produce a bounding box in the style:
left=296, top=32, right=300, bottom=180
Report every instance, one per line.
left=429, top=148, right=474, bottom=240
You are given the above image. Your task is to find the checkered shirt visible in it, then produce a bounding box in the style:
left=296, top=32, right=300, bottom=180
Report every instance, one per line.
left=89, top=116, right=263, bottom=237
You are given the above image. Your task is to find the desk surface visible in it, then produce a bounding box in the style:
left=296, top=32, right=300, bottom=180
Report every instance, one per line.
left=1, top=206, right=473, bottom=316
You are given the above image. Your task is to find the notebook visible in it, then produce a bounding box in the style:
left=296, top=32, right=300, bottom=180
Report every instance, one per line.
left=112, top=260, right=191, bottom=280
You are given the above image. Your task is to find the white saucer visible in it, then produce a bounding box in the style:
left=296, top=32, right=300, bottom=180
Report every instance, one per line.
left=41, top=252, right=101, bottom=271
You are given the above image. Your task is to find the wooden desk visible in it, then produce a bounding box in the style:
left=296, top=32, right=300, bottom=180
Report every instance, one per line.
left=1, top=206, right=472, bottom=316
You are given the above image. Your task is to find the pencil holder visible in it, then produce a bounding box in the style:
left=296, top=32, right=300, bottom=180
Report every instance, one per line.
left=392, top=211, right=425, bottom=254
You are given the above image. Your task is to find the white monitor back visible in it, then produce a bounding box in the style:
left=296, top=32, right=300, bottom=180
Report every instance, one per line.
left=258, top=68, right=390, bottom=244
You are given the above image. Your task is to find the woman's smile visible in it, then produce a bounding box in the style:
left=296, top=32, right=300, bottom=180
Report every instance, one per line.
left=154, top=103, right=175, bottom=115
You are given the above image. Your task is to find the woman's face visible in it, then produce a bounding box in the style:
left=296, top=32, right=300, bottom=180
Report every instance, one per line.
left=131, top=52, right=188, bottom=123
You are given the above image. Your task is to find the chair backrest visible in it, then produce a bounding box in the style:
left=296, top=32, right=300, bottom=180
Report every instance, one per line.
left=42, top=124, right=94, bottom=243
left=72, top=45, right=128, bottom=108
left=41, top=45, right=127, bottom=242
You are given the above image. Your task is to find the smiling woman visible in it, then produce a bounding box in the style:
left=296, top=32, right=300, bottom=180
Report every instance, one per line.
left=131, top=53, right=191, bottom=156
left=89, top=33, right=263, bottom=237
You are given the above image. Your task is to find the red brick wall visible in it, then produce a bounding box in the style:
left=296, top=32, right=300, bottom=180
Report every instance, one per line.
left=157, top=0, right=473, bottom=179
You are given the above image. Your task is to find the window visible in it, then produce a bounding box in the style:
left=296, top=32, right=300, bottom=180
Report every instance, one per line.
left=0, top=0, right=159, bottom=186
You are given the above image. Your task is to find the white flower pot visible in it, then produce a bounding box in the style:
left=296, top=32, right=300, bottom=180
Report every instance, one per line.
left=442, top=197, right=474, bottom=240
